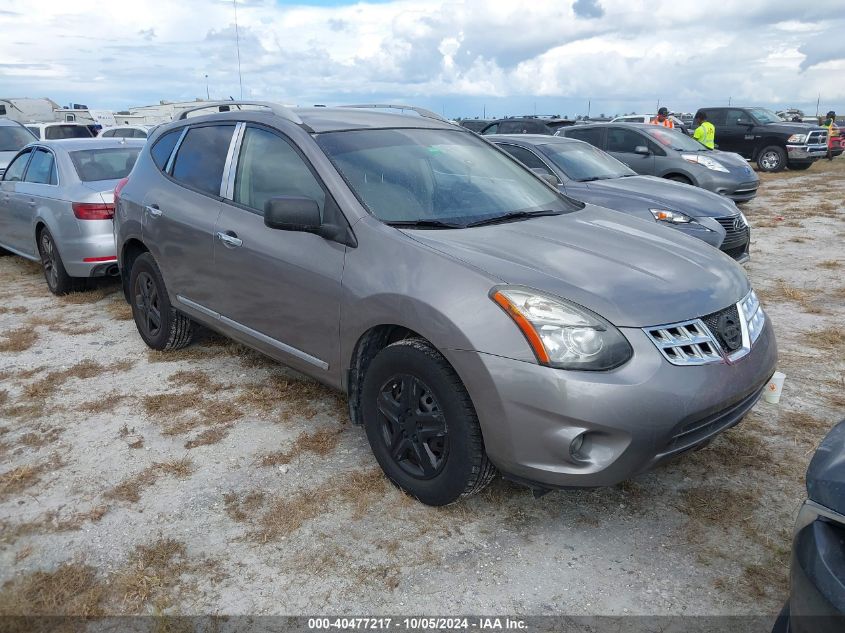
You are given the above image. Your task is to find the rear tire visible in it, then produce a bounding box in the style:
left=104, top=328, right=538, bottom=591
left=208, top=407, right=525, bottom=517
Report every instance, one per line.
left=37, top=227, right=84, bottom=296
left=361, top=338, right=496, bottom=506
left=129, top=252, right=194, bottom=351
left=757, top=146, right=786, bottom=172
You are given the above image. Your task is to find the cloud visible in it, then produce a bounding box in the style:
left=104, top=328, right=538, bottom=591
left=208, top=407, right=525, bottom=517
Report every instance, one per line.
left=0, top=0, right=843, bottom=117
left=572, top=0, right=604, bottom=19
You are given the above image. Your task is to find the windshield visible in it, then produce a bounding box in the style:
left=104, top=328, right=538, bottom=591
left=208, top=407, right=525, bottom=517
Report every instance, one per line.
left=316, top=128, right=575, bottom=227
left=69, top=148, right=140, bottom=182
left=45, top=125, right=94, bottom=140
left=542, top=142, right=635, bottom=181
left=0, top=126, right=36, bottom=151
left=747, top=108, right=781, bottom=124
left=644, top=127, right=709, bottom=151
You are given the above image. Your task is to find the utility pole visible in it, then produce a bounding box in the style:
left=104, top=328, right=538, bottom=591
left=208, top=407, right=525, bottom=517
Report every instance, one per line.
left=587, top=99, right=591, bottom=118
left=233, top=0, right=244, bottom=99
left=728, top=96, right=731, bottom=106
left=816, top=94, right=820, bottom=117
left=205, top=74, right=210, bottom=100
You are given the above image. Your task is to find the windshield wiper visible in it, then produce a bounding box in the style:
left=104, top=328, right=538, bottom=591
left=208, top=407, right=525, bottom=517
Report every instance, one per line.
left=387, top=219, right=465, bottom=229
left=579, top=176, right=616, bottom=182
left=465, top=209, right=562, bottom=227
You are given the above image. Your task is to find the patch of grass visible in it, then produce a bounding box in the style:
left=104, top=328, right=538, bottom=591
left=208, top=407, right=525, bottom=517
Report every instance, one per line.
left=0, top=327, right=38, bottom=353
left=253, top=468, right=387, bottom=541
left=0, top=454, right=62, bottom=501
left=184, top=427, right=228, bottom=449
left=105, top=458, right=194, bottom=503
left=114, top=539, right=188, bottom=612
left=259, top=426, right=343, bottom=466
left=53, top=323, right=101, bottom=336
left=1, top=506, right=109, bottom=544
left=22, top=359, right=134, bottom=400
left=0, top=389, right=7, bottom=407
left=104, top=299, right=134, bottom=321
left=168, top=370, right=215, bottom=391
left=236, top=374, right=345, bottom=421
left=223, top=491, right=266, bottom=523
left=141, top=391, right=205, bottom=418
left=0, top=563, right=105, bottom=616
left=18, top=427, right=62, bottom=448
left=0, top=306, right=27, bottom=315
left=58, top=285, right=119, bottom=305
left=818, top=259, right=842, bottom=269
left=677, top=487, right=758, bottom=529
left=78, top=391, right=131, bottom=414
left=809, top=327, right=845, bottom=351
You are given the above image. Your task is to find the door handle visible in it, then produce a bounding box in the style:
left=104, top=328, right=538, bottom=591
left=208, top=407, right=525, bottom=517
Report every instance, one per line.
left=145, top=204, right=162, bottom=217
left=215, top=231, right=243, bottom=248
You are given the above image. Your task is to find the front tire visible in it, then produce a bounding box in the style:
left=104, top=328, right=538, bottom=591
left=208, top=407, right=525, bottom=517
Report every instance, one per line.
left=129, top=252, right=194, bottom=351
left=361, top=338, right=496, bottom=506
left=757, top=146, right=786, bottom=172
left=38, top=227, right=83, bottom=295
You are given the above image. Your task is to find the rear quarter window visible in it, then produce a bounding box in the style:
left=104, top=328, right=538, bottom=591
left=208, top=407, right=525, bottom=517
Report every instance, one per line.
left=150, top=129, right=182, bottom=170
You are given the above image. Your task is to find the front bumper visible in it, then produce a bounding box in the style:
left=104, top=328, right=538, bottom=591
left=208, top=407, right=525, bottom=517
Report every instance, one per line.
left=787, top=144, right=828, bottom=162
left=447, top=318, right=777, bottom=489
left=788, top=501, right=845, bottom=633
left=696, top=171, right=759, bottom=202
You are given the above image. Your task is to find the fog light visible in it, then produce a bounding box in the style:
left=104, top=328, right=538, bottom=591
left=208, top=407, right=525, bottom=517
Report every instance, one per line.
left=569, top=433, right=587, bottom=462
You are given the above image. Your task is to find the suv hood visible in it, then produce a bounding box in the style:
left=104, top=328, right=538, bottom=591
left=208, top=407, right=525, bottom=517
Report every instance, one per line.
left=403, top=205, right=750, bottom=327
left=761, top=122, right=825, bottom=134
left=580, top=175, right=739, bottom=218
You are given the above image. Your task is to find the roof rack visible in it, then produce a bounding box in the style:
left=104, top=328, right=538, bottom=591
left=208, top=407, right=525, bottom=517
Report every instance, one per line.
left=339, top=104, right=450, bottom=123
left=176, top=100, right=302, bottom=124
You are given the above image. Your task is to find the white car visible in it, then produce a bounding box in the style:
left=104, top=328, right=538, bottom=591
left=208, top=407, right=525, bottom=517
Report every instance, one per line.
left=100, top=125, right=155, bottom=139
left=24, top=122, right=95, bottom=141
left=611, top=114, right=689, bottom=134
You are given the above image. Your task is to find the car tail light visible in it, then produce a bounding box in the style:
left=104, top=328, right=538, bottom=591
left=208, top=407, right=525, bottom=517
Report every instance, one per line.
left=72, top=202, right=115, bottom=220
left=114, top=176, right=129, bottom=201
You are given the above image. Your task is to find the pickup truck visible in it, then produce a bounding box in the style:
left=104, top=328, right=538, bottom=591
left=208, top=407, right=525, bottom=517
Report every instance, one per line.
left=702, top=106, right=828, bottom=172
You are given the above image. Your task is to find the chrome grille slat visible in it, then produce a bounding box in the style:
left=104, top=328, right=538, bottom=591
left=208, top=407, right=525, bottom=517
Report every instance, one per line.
left=644, top=290, right=765, bottom=367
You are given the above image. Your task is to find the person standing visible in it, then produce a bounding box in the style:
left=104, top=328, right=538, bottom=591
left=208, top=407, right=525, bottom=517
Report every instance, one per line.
left=822, top=110, right=839, bottom=161
left=650, top=107, right=675, bottom=128
left=693, top=111, right=716, bottom=149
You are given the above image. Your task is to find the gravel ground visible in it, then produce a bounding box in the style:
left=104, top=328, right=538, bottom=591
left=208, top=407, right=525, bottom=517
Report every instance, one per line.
left=0, top=159, right=843, bottom=617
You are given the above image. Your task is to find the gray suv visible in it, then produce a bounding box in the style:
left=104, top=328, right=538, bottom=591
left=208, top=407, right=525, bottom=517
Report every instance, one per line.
left=114, top=102, right=778, bottom=505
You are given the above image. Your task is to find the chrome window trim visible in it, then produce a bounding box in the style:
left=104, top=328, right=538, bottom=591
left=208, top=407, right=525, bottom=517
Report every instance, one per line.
left=175, top=295, right=329, bottom=371
left=221, top=122, right=245, bottom=199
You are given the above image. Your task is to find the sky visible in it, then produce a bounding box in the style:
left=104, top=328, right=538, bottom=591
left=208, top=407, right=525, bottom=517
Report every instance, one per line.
left=1, top=0, right=844, bottom=119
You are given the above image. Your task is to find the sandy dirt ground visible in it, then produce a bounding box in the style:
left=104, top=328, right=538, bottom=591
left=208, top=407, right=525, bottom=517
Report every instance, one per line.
left=0, top=159, right=843, bottom=618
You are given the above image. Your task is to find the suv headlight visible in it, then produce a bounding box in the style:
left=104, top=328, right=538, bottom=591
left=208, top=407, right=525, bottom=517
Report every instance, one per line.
left=681, top=154, right=730, bottom=172
left=650, top=208, right=695, bottom=224
left=787, top=133, right=807, bottom=144
left=491, top=286, right=633, bottom=370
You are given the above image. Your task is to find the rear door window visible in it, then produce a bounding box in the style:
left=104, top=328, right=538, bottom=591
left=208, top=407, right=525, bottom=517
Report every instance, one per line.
left=606, top=128, right=645, bottom=153
left=708, top=110, right=727, bottom=126
left=25, top=149, right=57, bottom=185
left=2, top=148, right=32, bottom=181
left=565, top=127, right=604, bottom=149
left=233, top=126, right=325, bottom=216
left=171, top=125, right=235, bottom=196
left=101, top=129, right=116, bottom=138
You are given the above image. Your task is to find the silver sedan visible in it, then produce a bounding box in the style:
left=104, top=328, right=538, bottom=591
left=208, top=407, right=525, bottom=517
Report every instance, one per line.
left=0, top=138, right=144, bottom=294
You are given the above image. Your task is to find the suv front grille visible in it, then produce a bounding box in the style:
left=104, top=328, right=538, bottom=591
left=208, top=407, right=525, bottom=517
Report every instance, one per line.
left=715, top=215, right=750, bottom=252
left=644, top=290, right=765, bottom=366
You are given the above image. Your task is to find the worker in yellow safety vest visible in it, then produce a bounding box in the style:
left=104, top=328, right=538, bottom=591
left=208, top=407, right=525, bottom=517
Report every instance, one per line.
left=823, top=110, right=839, bottom=161
left=693, top=111, right=716, bottom=149
left=650, top=107, right=674, bottom=128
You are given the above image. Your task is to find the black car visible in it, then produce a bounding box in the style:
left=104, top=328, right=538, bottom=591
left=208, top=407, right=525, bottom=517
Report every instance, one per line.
left=701, top=107, right=829, bottom=172
left=457, top=119, right=494, bottom=133
left=480, top=117, right=575, bottom=135
left=773, top=420, right=845, bottom=633
left=489, top=134, right=750, bottom=262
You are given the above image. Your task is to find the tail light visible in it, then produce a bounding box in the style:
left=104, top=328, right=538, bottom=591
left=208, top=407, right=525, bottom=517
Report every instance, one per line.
left=114, top=176, right=129, bottom=201
left=72, top=202, right=115, bottom=220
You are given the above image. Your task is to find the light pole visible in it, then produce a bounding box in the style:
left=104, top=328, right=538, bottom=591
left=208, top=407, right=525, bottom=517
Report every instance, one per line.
left=205, top=74, right=209, bottom=100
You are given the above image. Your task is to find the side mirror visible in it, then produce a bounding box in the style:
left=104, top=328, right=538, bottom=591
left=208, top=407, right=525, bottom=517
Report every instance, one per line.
left=634, top=145, right=650, bottom=155
left=264, top=196, right=321, bottom=232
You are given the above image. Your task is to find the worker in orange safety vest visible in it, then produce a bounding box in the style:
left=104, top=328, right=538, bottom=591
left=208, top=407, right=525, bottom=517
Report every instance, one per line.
left=650, top=107, right=675, bottom=128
